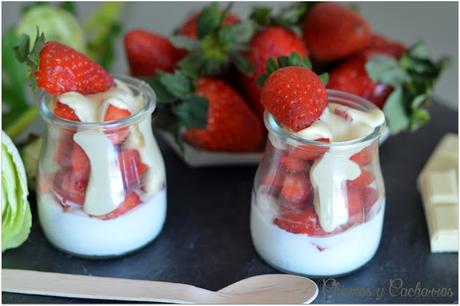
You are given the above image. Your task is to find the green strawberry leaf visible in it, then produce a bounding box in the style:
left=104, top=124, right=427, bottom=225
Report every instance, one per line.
left=172, top=96, right=208, bottom=129
left=159, top=70, right=193, bottom=99
left=144, top=77, right=176, bottom=104
left=366, top=55, right=410, bottom=87
left=407, top=40, right=429, bottom=59
left=249, top=7, right=272, bottom=26
left=229, top=50, right=253, bottom=76
left=319, top=73, right=329, bottom=86
left=409, top=107, right=430, bottom=132
left=228, top=20, right=255, bottom=44
left=257, top=52, right=314, bottom=87
left=383, top=87, right=410, bottom=134
left=197, top=4, right=222, bottom=39
left=170, top=35, right=199, bottom=50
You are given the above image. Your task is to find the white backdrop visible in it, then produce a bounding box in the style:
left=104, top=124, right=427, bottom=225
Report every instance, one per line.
left=2, top=1, right=458, bottom=110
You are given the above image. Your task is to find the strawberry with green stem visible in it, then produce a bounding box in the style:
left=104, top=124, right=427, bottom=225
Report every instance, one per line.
left=170, top=3, right=256, bottom=77
left=258, top=52, right=329, bottom=131
left=178, top=9, right=240, bottom=39
left=328, top=41, right=449, bottom=134
left=148, top=68, right=263, bottom=153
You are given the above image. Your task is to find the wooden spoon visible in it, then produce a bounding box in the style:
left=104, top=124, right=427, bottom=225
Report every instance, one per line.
left=2, top=269, right=318, bottom=304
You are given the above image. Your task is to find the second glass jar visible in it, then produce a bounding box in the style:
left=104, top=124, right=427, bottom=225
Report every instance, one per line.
left=250, top=90, right=386, bottom=277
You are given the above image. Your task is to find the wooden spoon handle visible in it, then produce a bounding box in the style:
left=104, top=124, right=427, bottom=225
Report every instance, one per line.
left=2, top=269, right=222, bottom=304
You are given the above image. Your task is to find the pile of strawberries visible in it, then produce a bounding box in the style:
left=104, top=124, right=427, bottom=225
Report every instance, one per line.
left=123, top=2, right=446, bottom=153
left=15, top=35, right=149, bottom=219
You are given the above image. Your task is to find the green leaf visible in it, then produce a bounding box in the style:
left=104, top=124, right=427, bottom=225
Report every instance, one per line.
left=197, top=4, right=222, bottom=39
left=228, top=20, right=255, bottom=44
left=366, top=55, right=410, bottom=87
left=229, top=51, right=253, bottom=76
left=410, top=108, right=430, bottom=132
left=289, top=52, right=302, bottom=66
left=319, top=73, right=329, bottom=86
left=170, top=35, right=199, bottom=50
left=177, top=57, right=200, bottom=80
left=257, top=74, right=269, bottom=88
left=172, top=96, right=209, bottom=129
left=408, top=40, right=429, bottom=59
left=249, top=7, right=272, bottom=26
left=144, top=77, right=176, bottom=104
left=383, top=87, right=410, bottom=134
left=411, top=94, right=428, bottom=109
left=159, top=71, right=193, bottom=99
left=265, top=58, right=278, bottom=74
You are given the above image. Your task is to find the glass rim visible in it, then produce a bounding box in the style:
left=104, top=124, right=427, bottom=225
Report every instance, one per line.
left=38, top=74, right=156, bottom=129
left=264, top=89, right=387, bottom=149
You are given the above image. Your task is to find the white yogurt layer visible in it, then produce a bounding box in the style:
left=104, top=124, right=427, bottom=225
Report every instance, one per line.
left=251, top=192, right=384, bottom=277
left=39, top=190, right=167, bottom=257
left=288, top=103, right=385, bottom=232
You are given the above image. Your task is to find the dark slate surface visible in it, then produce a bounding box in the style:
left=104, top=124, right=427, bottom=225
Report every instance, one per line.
left=2, top=102, right=458, bottom=304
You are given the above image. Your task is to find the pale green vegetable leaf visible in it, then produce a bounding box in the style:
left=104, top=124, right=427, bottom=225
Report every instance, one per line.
left=2, top=131, right=32, bottom=252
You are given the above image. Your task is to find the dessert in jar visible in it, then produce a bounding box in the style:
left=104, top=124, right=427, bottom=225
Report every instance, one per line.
left=25, top=36, right=166, bottom=257
left=250, top=54, right=386, bottom=277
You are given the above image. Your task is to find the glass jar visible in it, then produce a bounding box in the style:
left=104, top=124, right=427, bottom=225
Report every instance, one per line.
left=37, top=75, right=167, bottom=258
left=250, top=90, right=386, bottom=277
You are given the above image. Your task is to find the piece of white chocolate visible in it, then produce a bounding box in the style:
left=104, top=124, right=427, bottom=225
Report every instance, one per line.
left=417, top=133, right=459, bottom=253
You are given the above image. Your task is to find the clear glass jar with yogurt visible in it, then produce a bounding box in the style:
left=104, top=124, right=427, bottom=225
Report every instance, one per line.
left=251, top=90, right=386, bottom=277
left=37, top=75, right=167, bottom=258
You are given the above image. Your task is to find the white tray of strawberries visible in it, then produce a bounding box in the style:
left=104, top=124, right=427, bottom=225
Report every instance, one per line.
left=123, top=2, right=447, bottom=167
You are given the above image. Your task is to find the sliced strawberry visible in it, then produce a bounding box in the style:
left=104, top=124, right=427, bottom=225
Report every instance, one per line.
left=53, top=172, right=88, bottom=205
left=347, top=170, right=373, bottom=190
left=274, top=207, right=326, bottom=236
left=53, top=102, right=80, bottom=121
left=288, top=138, right=330, bottom=161
left=362, top=186, right=379, bottom=210
left=260, top=170, right=285, bottom=197
left=347, top=186, right=379, bottom=223
left=54, top=133, right=75, bottom=168
left=280, top=156, right=306, bottom=173
left=281, top=173, right=311, bottom=204
left=278, top=199, right=308, bottom=215
left=350, top=146, right=373, bottom=166
left=103, top=104, right=131, bottom=144
left=100, top=192, right=141, bottom=220
left=118, top=149, right=148, bottom=191
left=71, top=144, right=90, bottom=179
left=104, top=104, right=131, bottom=121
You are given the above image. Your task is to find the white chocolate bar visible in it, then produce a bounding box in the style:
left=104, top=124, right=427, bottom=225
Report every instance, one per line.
left=417, top=133, right=459, bottom=253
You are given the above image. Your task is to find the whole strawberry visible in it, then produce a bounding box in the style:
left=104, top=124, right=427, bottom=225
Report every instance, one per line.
left=178, top=11, right=240, bottom=38
left=329, top=41, right=448, bottom=134
left=259, top=53, right=328, bottom=132
left=15, top=33, right=114, bottom=95
left=183, top=78, right=264, bottom=152
left=327, top=53, right=391, bottom=109
left=124, top=29, right=184, bottom=77
left=328, top=37, right=406, bottom=109
left=302, top=3, right=371, bottom=62
left=238, top=26, right=308, bottom=117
